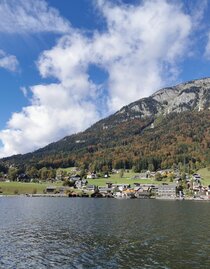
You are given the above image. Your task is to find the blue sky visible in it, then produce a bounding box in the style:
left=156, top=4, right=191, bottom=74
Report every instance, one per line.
left=0, top=0, right=210, bottom=157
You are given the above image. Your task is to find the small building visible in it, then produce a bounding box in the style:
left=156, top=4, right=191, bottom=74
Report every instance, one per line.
left=114, top=190, right=135, bottom=199
left=192, top=173, right=201, bottom=184
left=157, top=184, right=177, bottom=198
left=106, top=182, right=113, bottom=188
left=17, top=173, right=30, bottom=182
left=70, top=174, right=81, bottom=182
left=112, top=184, right=130, bottom=191
left=133, top=171, right=150, bottom=180
left=45, top=186, right=57, bottom=193
left=75, top=179, right=88, bottom=189
left=86, top=185, right=96, bottom=192
left=98, top=187, right=112, bottom=194
left=87, top=173, right=97, bottom=179
left=122, top=189, right=135, bottom=198
left=135, top=191, right=151, bottom=199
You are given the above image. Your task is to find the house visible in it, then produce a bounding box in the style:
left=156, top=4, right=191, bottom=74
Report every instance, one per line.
left=157, top=184, right=177, bottom=198
left=75, top=179, right=88, bottom=189
left=122, top=189, right=135, bottom=198
left=112, top=184, right=130, bottom=191
left=113, top=191, right=123, bottom=198
left=98, top=187, right=112, bottom=194
left=86, top=185, right=96, bottom=192
left=133, top=183, right=141, bottom=187
left=114, top=189, right=135, bottom=199
left=106, top=182, right=113, bottom=188
left=87, top=173, right=97, bottom=179
left=17, top=173, right=30, bottom=182
left=133, top=171, right=150, bottom=179
left=45, top=186, right=57, bottom=193
left=135, top=191, right=151, bottom=199
left=134, top=184, right=157, bottom=198
left=192, top=173, right=201, bottom=184
left=70, top=174, right=81, bottom=182
left=193, top=185, right=207, bottom=198
left=150, top=172, right=156, bottom=177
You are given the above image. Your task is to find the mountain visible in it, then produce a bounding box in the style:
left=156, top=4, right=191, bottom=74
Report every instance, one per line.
left=1, top=78, right=210, bottom=172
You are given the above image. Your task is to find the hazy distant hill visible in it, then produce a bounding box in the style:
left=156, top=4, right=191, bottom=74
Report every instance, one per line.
left=1, top=78, right=210, bottom=171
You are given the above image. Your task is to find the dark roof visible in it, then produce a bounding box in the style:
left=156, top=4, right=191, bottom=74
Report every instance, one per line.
left=46, top=186, right=57, bottom=190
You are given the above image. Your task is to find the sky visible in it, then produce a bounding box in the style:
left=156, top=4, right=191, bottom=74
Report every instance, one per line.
left=0, top=0, right=210, bottom=157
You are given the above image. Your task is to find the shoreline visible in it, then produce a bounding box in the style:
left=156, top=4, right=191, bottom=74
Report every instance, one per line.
left=1, top=194, right=210, bottom=201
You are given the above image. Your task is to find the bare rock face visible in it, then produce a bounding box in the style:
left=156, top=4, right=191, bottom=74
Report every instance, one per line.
left=117, top=78, right=210, bottom=120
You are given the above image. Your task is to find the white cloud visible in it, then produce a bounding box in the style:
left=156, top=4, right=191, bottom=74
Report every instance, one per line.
left=0, top=0, right=70, bottom=34
left=0, top=0, right=194, bottom=157
left=0, top=83, right=99, bottom=157
left=93, top=0, right=192, bottom=110
left=0, top=50, right=19, bottom=72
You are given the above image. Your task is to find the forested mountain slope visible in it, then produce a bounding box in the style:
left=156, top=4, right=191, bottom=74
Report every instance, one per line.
left=1, top=78, right=210, bottom=171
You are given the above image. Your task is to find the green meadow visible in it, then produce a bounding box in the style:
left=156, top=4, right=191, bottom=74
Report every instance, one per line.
left=197, top=168, right=210, bottom=185
left=88, top=171, right=161, bottom=186
left=0, top=182, right=62, bottom=195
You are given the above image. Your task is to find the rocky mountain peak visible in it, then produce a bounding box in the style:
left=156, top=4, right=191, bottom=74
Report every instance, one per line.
left=118, top=78, right=210, bottom=120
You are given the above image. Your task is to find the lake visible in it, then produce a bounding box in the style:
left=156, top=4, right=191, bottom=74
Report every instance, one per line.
left=0, top=197, right=210, bottom=268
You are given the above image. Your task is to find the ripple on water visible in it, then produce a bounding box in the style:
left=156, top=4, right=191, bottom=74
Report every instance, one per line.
left=0, top=198, right=210, bottom=268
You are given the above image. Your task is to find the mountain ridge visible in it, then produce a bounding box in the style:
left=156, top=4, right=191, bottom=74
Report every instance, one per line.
left=1, top=77, right=210, bottom=171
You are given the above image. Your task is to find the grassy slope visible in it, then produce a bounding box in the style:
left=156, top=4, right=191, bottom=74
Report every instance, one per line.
left=197, top=168, right=210, bottom=185
left=88, top=171, right=163, bottom=186
left=0, top=182, right=62, bottom=195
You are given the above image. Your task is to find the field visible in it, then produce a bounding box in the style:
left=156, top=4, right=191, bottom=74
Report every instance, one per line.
left=88, top=171, right=162, bottom=186
left=0, top=182, right=62, bottom=195
left=197, top=168, right=210, bottom=185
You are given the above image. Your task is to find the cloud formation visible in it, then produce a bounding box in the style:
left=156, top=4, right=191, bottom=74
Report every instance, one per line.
left=0, top=50, right=19, bottom=72
left=0, top=0, right=194, bottom=157
left=94, top=0, right=192, bottom=110
left=0, top=83, right=99, bottom=157
left=0, top=0, right=70, bottom=34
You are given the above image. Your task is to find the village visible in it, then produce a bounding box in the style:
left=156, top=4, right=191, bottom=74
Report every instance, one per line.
left=1, top=166, right=210, bottom=200
left=40, top=168, right=210, bottom=200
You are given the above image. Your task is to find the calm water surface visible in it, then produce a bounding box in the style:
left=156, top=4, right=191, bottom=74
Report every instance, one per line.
left=0, top=197, right=210, bottom=268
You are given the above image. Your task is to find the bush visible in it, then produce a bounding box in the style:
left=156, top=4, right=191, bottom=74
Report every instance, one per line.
left=155, top=172, right=162, bottom=181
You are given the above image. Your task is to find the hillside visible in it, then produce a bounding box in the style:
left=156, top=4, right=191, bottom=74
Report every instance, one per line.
left=1, top=78, right=210, bottom=172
